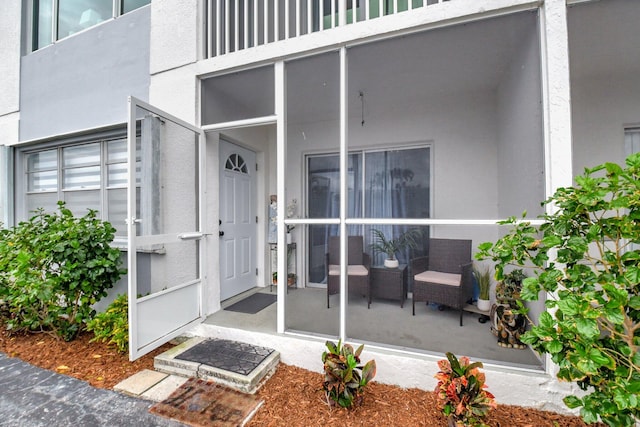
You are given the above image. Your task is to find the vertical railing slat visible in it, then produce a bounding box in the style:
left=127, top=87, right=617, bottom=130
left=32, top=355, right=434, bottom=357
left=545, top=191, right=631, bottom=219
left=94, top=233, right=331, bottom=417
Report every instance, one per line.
left=319, top=0, right=324, bottom=31
left=285, top=0, right=289, bottom=38
left=234, top=0, right=239, bottom=51
left=216, top=0, right=220, bottom=56
left=307, top=0, right=312, bottom=33
left=274, top=0, right=279, bottom=41
left=207, top=0, right=213, bottom=57
left=264, top=0, right=269, bottom=43
left=244, top=0, right=248, bottom=49
left=254, top=0, right=259, bottom=47
left=295, top=0, right=300, bottom=37
left=225, top=0, right=230, bottom=53
left=331, top=0, right=335, bottom=28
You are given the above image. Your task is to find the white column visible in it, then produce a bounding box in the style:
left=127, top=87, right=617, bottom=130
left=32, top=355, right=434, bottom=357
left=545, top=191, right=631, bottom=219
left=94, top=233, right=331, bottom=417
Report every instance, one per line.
left=275, top=61, right=287, bottom=334
left=539, top=0, right=572, bottom=377
left=540, top=0, right=573, bottom=197
left=339, top=46, right=348, bottom=341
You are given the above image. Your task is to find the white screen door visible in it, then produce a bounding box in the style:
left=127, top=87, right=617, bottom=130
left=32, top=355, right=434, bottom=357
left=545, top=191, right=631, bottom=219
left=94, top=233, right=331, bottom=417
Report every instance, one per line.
left=219, top=140, right=257, bottom=300
left=127, top=97, right=205, bottom=360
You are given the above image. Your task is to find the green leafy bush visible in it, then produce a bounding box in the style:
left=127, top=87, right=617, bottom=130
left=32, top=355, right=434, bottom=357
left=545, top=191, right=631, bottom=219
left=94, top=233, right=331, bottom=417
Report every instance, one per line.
left=0, top=202, right=125, bottom=341
left=434, top=352, right=496, bottom=427
left=86, top=294, right=129, bottom=353
left=476, top=153, right=640, bottom=427
left=322, top=339, right=376, bottom=409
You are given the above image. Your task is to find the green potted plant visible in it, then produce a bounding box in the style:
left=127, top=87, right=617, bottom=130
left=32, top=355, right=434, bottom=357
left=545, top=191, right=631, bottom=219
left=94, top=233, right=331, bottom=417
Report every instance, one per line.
left=473, top=266, right=492, bottom=312
left=370, top=228, right=423, bottom=268
left=434, top=352, right=496, bottom=427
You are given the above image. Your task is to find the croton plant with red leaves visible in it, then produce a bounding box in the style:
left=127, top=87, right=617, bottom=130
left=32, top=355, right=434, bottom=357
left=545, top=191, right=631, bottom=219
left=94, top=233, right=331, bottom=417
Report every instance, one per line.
left=434, top=352, right=497, bottom=427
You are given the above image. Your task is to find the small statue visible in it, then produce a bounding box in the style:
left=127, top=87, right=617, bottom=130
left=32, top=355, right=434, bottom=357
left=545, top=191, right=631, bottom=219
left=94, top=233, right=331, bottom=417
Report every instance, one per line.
left=490, top=304, right=527, bottom=350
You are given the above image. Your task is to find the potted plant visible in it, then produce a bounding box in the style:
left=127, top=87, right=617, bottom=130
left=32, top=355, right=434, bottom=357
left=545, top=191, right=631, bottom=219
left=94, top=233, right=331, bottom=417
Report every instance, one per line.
left=272, top=271, right=277, bottom=285
left=473, top=266, right=492, bottom=312
left=370, top=228, right=423, bottom=269
left=434, top=352, right=496, bottom=427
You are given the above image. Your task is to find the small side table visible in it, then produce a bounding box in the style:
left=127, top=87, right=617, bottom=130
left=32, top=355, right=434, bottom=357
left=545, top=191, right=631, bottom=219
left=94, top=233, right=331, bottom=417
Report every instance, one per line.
left=370, top=264, right=408, bottom=308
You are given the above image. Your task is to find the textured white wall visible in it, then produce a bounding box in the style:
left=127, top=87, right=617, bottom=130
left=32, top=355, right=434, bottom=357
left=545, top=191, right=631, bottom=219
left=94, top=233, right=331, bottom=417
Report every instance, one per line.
left=0, top=1, right=21, bottom=146
left=496, top=23, right=544, bottom=218
left=150, top=0, right=200, bottom=75
left=285, top=87, right=501, bottom=242
left=19, top=7, right=151, bottom=141
left=571, top=72, right=640, bottom=172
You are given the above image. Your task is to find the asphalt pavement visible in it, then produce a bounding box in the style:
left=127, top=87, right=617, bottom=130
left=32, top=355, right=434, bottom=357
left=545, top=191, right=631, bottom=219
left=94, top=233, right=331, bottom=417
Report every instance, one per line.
left=0, top=352, right=186, bottom=427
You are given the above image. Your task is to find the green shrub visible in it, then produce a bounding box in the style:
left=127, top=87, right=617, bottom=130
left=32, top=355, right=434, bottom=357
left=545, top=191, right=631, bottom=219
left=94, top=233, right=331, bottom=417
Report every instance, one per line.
left=0, top=202, right=126, bottom=341
left=322, top=339, right=376, bottom=409
left=476, top=153, right=640, bottom=427
left=86, top=294, right=129, bottom=353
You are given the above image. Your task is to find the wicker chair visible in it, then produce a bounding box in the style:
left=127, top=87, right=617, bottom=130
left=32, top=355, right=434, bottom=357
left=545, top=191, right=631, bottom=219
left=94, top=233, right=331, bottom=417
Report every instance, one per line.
left=326, top=236, right=371, bottom=309
left=411, top=238, right=473, bottom=326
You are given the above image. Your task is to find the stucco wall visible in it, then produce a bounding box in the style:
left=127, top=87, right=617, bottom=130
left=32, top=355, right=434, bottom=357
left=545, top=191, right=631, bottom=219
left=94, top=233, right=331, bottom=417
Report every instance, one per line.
left=149, top=0, right=200, bottom=75
left=496, top=20, right=544, bottom=218
left=284, top=86, right=501, bottom=249
left=571, top=71, right=640, bottom=172
left=0, top=1, right=21, bottom=147
left=19, top=7, right=151, bottom=141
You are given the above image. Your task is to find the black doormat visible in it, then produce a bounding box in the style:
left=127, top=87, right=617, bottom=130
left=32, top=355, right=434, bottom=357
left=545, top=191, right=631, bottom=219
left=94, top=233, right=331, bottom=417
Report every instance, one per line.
left=150, top=378, right=262, bottom=427
left=224, top=293, right=276, bottom=314
left=176, top=339, right=275, bottom=375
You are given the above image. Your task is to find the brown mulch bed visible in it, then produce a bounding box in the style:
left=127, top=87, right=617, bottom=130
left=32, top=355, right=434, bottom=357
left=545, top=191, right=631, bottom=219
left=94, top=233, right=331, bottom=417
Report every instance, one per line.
left=0, top=328, right=171, bottom=389
left=0, top=328, right=600, bottom=426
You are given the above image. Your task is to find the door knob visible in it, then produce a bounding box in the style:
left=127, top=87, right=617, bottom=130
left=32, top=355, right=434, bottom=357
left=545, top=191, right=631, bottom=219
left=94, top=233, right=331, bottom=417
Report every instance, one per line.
left=219, top=231, right=224, bottom=237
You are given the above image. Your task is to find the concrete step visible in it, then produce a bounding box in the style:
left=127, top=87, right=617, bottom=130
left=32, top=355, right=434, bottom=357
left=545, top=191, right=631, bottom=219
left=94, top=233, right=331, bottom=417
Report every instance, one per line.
left=154, top=337, right=280, bottom=394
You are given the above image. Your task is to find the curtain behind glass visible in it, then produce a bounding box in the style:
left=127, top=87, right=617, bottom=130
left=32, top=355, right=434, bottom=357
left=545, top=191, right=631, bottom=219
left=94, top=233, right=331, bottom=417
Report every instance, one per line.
left=364, top=147, right=430, bottom=266
left=307, top=153, right=362, bottom=283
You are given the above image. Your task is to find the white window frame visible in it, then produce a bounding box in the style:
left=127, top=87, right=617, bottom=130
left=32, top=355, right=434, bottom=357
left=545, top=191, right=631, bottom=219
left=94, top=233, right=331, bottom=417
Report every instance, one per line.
left=16, top=128, right=140, bottom=246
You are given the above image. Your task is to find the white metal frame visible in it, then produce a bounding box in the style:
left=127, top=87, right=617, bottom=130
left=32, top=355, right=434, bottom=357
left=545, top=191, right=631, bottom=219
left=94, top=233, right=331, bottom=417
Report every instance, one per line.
left=127, top=96, right=206, bottom=360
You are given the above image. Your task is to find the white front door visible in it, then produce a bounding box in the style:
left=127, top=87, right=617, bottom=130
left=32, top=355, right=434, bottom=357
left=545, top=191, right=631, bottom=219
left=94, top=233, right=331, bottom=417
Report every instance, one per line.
left=127, top=97, right=205, bottom=360
left=219, top=140, right=257, bottom=300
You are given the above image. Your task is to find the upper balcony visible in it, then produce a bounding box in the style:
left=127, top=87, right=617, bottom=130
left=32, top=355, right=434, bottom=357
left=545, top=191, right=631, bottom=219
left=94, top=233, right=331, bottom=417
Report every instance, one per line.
left=205, top=0, right=452, bottom=58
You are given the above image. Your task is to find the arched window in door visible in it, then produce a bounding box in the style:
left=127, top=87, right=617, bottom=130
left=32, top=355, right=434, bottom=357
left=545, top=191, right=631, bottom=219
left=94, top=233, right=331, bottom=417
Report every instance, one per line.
left=225, top=153, right=248, bottom=174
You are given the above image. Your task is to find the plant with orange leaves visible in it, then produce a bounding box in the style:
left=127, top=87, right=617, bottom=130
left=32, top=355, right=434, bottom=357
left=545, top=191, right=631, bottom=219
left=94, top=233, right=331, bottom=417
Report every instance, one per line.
left=434, top=352, right=497, bottom=427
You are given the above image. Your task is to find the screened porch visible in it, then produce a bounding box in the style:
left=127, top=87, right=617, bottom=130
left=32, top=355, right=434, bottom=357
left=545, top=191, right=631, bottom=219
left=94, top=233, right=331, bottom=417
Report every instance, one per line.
left=202, top=10, right=546, bottom=370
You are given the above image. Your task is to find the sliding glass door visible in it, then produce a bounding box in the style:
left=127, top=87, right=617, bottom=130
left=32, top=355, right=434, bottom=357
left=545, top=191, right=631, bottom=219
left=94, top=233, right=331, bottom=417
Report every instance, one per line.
left=306, top=146, right=430, bottom=285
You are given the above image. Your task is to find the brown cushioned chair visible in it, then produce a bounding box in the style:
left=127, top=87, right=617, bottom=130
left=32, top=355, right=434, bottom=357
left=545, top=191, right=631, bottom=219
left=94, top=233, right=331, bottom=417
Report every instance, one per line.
left=411, top=238, right=473, bottom=326
left=326, top=236, right=371, bottom=309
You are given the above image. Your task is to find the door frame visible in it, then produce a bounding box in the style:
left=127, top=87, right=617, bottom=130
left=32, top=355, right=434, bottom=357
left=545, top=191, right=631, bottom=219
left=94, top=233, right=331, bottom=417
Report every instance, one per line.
left=127, top=96, right=206, bottom=360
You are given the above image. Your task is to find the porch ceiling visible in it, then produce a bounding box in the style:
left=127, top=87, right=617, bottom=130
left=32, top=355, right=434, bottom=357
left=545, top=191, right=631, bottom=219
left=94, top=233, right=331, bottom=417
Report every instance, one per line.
left=287, top=11, right=538, bottom=124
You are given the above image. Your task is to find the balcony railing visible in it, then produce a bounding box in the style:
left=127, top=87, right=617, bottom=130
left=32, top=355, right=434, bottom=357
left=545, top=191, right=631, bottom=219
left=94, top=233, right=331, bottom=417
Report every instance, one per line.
left=206, top=0, right=450, bottom=58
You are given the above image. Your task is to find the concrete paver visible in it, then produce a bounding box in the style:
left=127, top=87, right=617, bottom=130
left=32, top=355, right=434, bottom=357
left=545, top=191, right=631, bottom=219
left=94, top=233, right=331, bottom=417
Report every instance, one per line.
left=113, top=369, right=168, bottom=396
left=0, top=353, right=186, bottom=427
